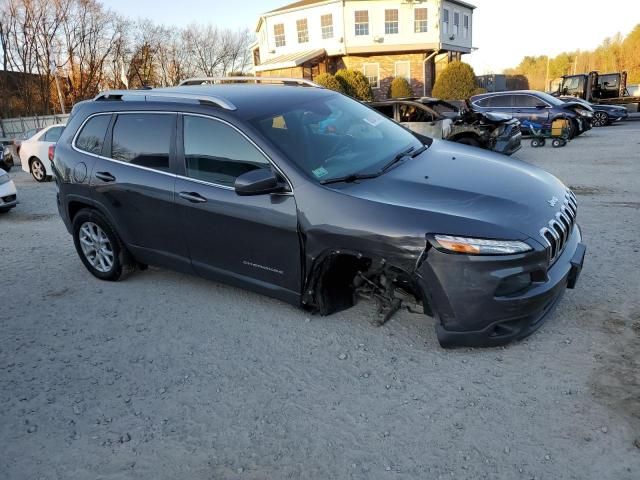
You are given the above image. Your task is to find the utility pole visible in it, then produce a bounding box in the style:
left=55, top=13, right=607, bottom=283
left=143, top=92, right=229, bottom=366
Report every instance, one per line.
left=544, top=56, right=550, bottom=91
left=49, top=52, right=66, bottom=114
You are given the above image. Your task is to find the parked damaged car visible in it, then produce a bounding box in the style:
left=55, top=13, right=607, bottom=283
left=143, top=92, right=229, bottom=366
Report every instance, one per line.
left=368, top=97, right=522, bottom=155
left=470, top=90, right=593, bottom=138
left=53, top=80, right=586, bottom=348
left=559, top=96, right=628, bottom=127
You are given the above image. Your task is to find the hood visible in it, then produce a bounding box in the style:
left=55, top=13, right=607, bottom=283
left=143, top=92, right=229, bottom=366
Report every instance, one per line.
left=596, top=104, right=627, bottom=113
left=482, top=111, right=514, bottom=123
left=562, top=101, right=593, bottom=112
left=335, top=140, right=569, bottom=242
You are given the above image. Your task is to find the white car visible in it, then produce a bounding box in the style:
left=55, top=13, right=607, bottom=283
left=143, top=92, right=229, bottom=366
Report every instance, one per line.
left=0, top=169, right=18, bottom=213
left=19, top=124, right=65, bottom=182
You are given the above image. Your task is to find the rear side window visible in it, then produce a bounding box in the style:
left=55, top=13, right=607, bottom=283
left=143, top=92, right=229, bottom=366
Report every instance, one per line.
left=486, top=95, right=513, bottom=108
left=75, top=115, right=110, bottom=155
left=43, top=126, right=64, bottom=142
left=183, top=115, right=270, bottom=187
left=111, top=114, right=173, bottom=172
left=371, top=104, right=395, bottom=119
left=514, top=95, right=541, bottom=108
left=399, top=104, right=434, bottom=122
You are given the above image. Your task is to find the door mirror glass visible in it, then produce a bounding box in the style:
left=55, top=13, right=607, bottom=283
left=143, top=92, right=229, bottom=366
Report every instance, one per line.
left=234, top=168, right=283, bottom=196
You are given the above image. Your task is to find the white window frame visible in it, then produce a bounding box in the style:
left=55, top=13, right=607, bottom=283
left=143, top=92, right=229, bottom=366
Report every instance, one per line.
left=363, top=63, right=380, bottom=89
left=463, top=14, right=470, bottom=39
left=394, top=61, right=411, bottom=82
left=385, top=9, right=399, bottom=35
left=296, top=18, right=309, bottom=43
left=442, top=8, right=449, bottom=34
left=354, top=10, right=369, bottom=36
left=321, top=14, right=334, bottom=39
left=274, top=23, right=285, bottom=47
left=414, top=7, right=428, bottom=33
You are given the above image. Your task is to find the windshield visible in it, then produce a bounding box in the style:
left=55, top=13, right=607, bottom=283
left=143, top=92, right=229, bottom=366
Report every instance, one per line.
left=536, top=91, right=565, bottom=106
left=250, top=93, right=422, bottom=183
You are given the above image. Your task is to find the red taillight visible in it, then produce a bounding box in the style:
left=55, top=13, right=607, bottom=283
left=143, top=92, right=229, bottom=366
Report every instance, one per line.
left=48, top=144, right=55, bottom=162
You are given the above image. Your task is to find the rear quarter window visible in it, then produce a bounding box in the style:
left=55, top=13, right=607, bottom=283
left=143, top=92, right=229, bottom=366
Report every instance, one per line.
left=75, top=115, right=111, bottom=155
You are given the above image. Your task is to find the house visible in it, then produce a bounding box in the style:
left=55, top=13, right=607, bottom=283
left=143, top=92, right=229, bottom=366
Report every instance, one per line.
left=251, top=0, right=475, bottom=99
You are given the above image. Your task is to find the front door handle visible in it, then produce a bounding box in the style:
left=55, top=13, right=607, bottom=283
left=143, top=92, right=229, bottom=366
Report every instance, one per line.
left=179, top=191, right=207, bottom=203
left=95, top=171, right=116, bottom=182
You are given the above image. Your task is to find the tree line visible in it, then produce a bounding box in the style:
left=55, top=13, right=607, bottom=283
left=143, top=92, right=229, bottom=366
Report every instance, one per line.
left=504, top=24, right=640, bottom=91
left=0, top=0, right=253, bottom=117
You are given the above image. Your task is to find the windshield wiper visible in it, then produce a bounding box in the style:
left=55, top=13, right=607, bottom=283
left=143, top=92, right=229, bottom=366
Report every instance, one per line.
left=379, top=144, right=428, bottom=174
left=319, top=172, right=379, bottom=185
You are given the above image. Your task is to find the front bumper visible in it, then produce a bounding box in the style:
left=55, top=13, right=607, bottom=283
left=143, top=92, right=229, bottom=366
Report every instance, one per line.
left=492, top=128, right=522, bottom=156
left=416, top=225, right=585, bottom=348
left=0, top=181, right=18, bottom=210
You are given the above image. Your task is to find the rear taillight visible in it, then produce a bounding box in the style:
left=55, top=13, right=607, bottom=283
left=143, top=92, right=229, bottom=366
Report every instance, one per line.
left=48, top=144, right=55, bottom=162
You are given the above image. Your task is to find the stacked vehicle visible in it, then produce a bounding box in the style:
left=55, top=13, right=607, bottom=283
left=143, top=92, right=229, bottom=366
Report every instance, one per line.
left=368, top=97, right=522, bottom=155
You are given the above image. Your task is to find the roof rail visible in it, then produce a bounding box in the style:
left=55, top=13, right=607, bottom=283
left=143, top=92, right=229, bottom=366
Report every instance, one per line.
left=93, top=89, right=237, bottom=111
left=178, top=76, right=322, bottom=88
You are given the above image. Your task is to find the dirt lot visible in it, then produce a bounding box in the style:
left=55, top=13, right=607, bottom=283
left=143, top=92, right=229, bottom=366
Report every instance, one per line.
left=1, top=121, right=639, bottom=480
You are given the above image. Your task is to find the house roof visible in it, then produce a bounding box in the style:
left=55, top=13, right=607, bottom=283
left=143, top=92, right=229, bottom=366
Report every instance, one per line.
left=266, top=0, right=328, bottom=14
left=254, top=49, right=326, bottom=72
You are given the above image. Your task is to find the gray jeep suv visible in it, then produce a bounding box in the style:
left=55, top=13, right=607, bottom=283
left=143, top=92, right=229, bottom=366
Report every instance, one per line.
left=53, top=78, right=586, bottom=348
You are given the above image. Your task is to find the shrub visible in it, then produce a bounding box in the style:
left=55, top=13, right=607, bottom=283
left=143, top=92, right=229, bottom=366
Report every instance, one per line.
left=335, top=68, right=374, bottom=101
left=432, top=61, right=479, bottom=100
left=314, top=73, right=345, bottom=94
left=388, top=77, right=413, bottom=98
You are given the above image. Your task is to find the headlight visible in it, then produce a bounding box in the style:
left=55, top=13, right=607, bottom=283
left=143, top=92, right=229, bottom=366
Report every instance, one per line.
left=575, top=108, right=593, bottom=118
left=0, top=174, right=10, bottom=185
left=433, top=235, right=532, bottom=255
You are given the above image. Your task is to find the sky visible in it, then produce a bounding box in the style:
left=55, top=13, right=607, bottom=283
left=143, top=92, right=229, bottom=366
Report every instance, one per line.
left=102, top=0, right=640, bottom=74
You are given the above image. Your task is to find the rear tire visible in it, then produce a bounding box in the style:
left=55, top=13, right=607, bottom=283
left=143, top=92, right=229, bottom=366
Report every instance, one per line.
left=72, top=208, right=134, bottom=281
left=29, top=157, right=49, bottom=182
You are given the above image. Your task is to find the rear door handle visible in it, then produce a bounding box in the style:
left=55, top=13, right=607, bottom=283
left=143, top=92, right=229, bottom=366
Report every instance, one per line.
left=179, top=191, right=207, bottom=203
left=95, top=171, right=116, bottom=182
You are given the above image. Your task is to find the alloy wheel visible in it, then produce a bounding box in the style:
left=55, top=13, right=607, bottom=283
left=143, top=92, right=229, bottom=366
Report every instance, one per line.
left=31, top=159, right=45, bottom=181
left=593, top=112, right=608, bottom=127
left=79, top=222, right=114, bottom=273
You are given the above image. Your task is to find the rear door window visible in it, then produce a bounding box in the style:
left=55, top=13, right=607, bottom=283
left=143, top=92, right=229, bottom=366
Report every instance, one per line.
left=371, top=104, right=395, bottom=120
left=183, top=115, right=270, bottom=187
left=399, top=104, right=434, bottom=122
left=111, top=113, right=174, bottom=172
left=75, top=115, right=111, bottom=155
left=44, top=126, right=64, bottom=142
left=486, top=95, right=514, bottom=108
left=514, top=95, right=541, bottom=108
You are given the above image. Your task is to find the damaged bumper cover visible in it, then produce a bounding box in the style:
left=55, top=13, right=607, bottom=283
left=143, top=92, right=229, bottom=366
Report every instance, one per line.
left=415, top=225, right=585, bottom=348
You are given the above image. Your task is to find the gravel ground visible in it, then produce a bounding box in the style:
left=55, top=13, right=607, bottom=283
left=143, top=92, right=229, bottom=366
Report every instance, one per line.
left=1, top=121, right=639, bottom=480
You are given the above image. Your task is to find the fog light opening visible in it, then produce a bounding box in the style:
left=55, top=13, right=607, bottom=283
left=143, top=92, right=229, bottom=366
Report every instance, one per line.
left=495, top=273, right=533, bottom=297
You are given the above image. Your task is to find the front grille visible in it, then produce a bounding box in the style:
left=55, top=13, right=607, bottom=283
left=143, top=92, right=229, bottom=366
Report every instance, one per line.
left=539, top=190, right=577, bottom=264
left=510, top=123, right=521, bottom=136
left=2, top=194, right=16, bottom=203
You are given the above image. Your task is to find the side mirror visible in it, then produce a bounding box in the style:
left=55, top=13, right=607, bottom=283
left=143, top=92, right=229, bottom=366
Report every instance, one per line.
left=535, top=104, right=547, bottom=109
left=234, top=168, right=284, bottom=196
